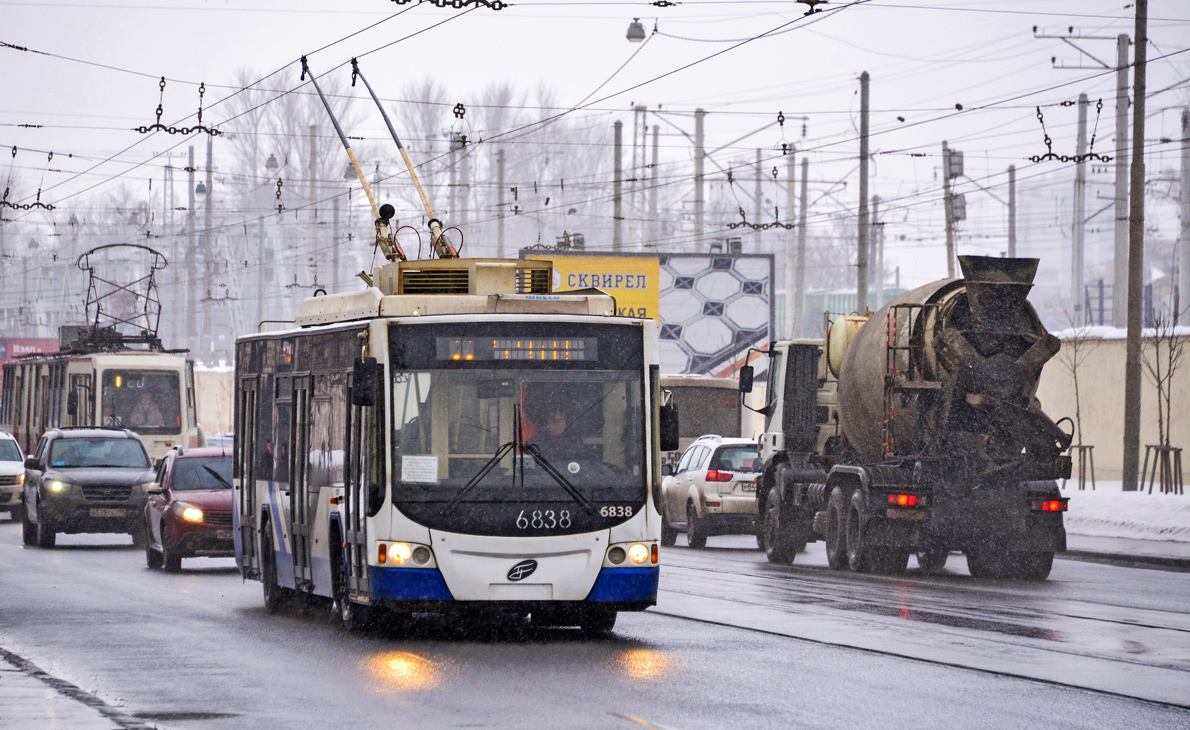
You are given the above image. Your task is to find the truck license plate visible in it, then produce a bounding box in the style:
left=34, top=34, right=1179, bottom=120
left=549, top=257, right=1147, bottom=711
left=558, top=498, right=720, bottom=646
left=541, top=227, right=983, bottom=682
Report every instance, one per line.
left=90, top=508, right=125, bottom=518
left=216, top=529, right=232, bottom=540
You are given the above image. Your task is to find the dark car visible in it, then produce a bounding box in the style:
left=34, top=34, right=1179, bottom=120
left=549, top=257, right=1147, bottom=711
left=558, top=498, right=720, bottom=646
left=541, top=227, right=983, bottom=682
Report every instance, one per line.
left=144, top=447, right=233, bottom=572
left=22, top=428, right=156, bottom=548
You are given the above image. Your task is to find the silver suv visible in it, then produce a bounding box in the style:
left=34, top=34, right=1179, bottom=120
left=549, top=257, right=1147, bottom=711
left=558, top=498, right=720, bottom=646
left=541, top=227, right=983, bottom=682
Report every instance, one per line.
left=660, top=435, right=762, bottom=548
left=0, top=430, right=24, bottom=519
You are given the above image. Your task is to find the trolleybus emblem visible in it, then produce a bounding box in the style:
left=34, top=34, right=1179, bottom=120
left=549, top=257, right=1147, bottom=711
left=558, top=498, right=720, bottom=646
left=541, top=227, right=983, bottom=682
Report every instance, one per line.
left=507, top=559, right=538, bottom=581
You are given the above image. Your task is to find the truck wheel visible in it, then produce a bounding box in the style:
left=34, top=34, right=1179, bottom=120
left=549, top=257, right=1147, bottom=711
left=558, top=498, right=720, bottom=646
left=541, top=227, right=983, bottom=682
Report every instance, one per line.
left=845, top=490, right=875, bottom=572
left=763, top=486, right=801, bottom=564
left=965, top=547, right=1008, bottom=579
left=824, top=488, right=848, bottom=570
left=660, top=513, right=677, bottom=547
left=1012, top=552, right=1054, bottom=581
left=686, top=502, right=707, bottom=549
left=916, top=547, right=949, bottom=574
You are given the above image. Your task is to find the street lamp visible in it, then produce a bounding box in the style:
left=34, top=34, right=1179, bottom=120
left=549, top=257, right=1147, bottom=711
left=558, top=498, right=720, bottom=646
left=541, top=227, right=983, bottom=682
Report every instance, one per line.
left=626, top=18, right=646, bottom=42
left=265, top=154, right=279, bottom=173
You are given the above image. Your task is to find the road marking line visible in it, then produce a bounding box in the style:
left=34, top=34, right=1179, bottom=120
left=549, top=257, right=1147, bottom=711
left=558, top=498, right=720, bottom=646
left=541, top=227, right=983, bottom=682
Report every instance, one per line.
left=609, top=711, right=683, bottom=729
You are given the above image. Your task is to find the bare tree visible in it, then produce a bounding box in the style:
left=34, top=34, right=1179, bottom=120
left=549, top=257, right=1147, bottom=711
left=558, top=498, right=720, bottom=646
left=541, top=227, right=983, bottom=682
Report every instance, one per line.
left=1141, top=311, right=1188, bottom=493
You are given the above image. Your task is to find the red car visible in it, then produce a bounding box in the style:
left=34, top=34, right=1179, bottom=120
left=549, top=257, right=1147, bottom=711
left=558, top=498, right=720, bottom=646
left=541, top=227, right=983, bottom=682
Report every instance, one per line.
left=144, top=447, right=233, bottom=572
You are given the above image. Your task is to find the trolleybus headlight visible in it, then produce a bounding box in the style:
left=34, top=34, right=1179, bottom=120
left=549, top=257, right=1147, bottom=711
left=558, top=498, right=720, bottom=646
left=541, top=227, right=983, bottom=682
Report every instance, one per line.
left=627, top=543, right=649, bottom=565
left=388, top=542, right=412, bottom=566
left=412, top=546, right=432, bottom=565
left=607, top=546, right=627, bottom=565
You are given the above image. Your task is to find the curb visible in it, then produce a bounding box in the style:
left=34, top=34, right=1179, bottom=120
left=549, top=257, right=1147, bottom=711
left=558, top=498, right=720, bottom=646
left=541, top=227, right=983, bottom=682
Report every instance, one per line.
left=1058, top=550, right=1190, bottom=573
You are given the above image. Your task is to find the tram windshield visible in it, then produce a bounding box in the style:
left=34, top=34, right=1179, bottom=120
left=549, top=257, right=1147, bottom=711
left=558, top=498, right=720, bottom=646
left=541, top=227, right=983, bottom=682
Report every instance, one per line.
left=388, top=322, right=646, bottom=528
left=101, top=370, right=182, bottom=435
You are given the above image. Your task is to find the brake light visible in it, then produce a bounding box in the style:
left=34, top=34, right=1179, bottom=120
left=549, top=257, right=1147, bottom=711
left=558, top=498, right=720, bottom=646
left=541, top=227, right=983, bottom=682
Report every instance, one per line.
left=888, top=493, right=918, bottom=507
left=1032, top=499, right=1067, bottom=512
left=705, top=470, right=734, bottom=482
left=704, top=501, right=721, bottom=508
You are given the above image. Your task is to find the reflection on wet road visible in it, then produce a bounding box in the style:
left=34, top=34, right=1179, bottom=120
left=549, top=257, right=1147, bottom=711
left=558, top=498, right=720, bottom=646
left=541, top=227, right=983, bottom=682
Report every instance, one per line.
left=659, top=535, right=1190, bottom=706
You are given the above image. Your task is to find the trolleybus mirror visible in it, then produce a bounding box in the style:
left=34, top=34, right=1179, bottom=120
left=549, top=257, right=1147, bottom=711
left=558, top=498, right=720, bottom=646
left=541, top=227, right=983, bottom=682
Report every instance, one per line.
left=352, top=357, right=380, bottom=407
left=660, top=403, right=680, bottom=452
left=738, top=365, right=754, bottom=394
left=661, top=463, right=674, bottom=477
left=67, top=390, right=78, bottom=416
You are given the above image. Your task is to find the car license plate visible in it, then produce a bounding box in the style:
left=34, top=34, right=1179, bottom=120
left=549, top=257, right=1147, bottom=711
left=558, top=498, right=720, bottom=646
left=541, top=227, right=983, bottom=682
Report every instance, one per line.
left=741, top=483, right=757, bottom=493
left=90, top=508, right=125, bottom=518
left=216, top=529, right=232, bottom=540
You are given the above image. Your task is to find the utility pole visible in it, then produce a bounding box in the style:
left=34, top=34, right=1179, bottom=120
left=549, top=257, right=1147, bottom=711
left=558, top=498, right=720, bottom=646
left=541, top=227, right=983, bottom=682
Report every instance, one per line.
left=872, top=195, right=883, bottom=309
left=1008, top=165, right=1017, bottom=257
left=202, top=137, right=214, bottom=360
left=633, top=105, right=647, bottom=246
left=333, top=197, right=341, bottom=292
left=785, top=150, right=797, bottom=338
left=649, top=125, right=659, bottom=246
left=857, top=71, right=870, bottom=312
left=460, top=145, right=471, bottom=231
left=186, top=145, right=196, bottom=354
left=1122, top=0, right=1148, bottom=492
left=257, top=214, right=266, bottom=330
left=1073, top=93, right=1089, bottom=326
left=613, top=120, right=623, bottom=251
left=308, top=125, right=318, bottom=287
left=1179, top=109, right=1189, bottom=321
left=694, top=108, right=705, bottom=252
left=1115, top=34, right=1131, bottom=327
left=496, top=149, right=505, bottom=258
left=794, top=156, right=809, bottom=338
left=942, top=142, right=957, bottom=278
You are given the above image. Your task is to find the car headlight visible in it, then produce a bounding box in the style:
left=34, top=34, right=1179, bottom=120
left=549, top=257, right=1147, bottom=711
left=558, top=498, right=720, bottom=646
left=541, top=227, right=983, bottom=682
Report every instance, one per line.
left=173, top=502, right=203, bottom=523
left=16, top=474, right=24, bottom=485
left=49, top=480, right=71, bottom=493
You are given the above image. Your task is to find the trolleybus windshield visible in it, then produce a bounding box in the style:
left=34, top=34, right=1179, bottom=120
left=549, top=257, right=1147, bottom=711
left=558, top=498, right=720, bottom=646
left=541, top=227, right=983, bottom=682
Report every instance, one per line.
left=101, top=370, right=182, bottom=435
left=389, top=322, right=647, bottom=537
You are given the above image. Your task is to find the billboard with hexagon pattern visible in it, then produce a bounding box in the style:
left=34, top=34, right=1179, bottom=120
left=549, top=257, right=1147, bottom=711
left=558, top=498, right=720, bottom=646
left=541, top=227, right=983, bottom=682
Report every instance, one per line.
left=521, top=251, right=774, bottom=377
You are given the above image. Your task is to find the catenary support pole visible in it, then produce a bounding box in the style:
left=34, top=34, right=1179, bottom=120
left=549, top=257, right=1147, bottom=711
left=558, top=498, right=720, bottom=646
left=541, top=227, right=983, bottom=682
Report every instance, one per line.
left=614, top=120, right=623, bottom=251
left=649, top=125, right=659, bottom=247
left=942, top=142, right=957, bottom=279
left=1113, top=34, right=1131, bottom=327
left=694, top=109, right=706, bottom=252
left=873, top=195, right=883, bottom=309
left=1179, top=109, right=1189, bottom=321
left=497, top=149, right=505, bottom=258
left=203, top=135, right=213, bottom=360
left=186, top=145, right=196, bottom=354
left=858, top=72, right=870, bottom=313
left=1008, top=165, right=1017, bottom=257
left=1073, top=93, right=1089, bottom=326
left=1122, top=0, right=1147, bottom=492
left=795, top=156, right=809, bottom=338
left=308, top=124, right=318, bottom=286
left=786, top=151, right=797, bottom=337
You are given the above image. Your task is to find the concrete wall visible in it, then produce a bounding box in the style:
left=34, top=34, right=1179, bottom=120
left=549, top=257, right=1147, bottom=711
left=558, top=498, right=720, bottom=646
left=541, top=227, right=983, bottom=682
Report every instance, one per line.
left=1037, top=333, right=1190, bottom=480
left=195, top=369, right=234, bottom=437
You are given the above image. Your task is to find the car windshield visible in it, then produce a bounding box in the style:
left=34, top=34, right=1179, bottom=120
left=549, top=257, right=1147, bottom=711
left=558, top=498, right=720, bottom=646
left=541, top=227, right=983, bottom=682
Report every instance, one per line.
left=48, top=438, right=149, bottom=469
left=171, top=457, right=232, bottom=490
left=0, top=440, right=20, bottom=461
left=101, top=369, right=182, bottom=435
left=712, top=445, right=761, bottom=472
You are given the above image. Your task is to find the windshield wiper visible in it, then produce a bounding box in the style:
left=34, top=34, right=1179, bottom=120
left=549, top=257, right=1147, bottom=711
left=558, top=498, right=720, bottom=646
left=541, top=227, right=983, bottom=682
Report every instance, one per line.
left=202, top=464, right=233, bottom=489
left=440, top=440, right=516, bottom=515
left=521, top=444, right=595, bottom=514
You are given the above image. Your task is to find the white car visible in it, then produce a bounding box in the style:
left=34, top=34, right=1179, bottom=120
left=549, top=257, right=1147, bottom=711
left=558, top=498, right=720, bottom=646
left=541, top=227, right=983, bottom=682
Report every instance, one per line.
left=660, top=435, right=762, bottom=548
left=0, top=430, right=26, bottom=520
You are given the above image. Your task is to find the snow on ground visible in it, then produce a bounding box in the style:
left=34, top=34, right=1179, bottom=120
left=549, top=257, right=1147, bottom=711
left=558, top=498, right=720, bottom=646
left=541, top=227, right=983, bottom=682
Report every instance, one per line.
left=1060, top=481, right=1190, bottom=542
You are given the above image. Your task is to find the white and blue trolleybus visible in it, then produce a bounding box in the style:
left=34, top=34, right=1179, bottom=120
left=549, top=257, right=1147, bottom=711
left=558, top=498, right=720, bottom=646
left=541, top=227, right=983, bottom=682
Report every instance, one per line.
left=233, top=257, right=678, bottom=634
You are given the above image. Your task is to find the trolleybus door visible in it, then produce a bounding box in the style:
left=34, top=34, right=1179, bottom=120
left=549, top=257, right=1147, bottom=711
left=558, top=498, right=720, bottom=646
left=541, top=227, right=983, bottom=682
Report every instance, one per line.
left=342, top=382, right=370, bottom=599
left=289, top=374, right=313, bottom=591
left=236, top=375, right=260, bottom=578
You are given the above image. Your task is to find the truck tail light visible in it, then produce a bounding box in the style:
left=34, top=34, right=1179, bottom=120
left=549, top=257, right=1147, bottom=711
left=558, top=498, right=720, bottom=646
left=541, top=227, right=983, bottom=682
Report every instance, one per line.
left=1032, top=499, right=1067, bottom=512
left=888, top=493, right=918, bottom=507
left=705, top=469, right=734, bottom=482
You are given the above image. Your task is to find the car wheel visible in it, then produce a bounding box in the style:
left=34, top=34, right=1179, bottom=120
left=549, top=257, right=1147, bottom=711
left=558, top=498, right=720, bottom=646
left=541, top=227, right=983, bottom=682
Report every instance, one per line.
left=145, top=522, right=163, bottom=569
left=130, top=525, right=147, bottom=548
left=11, top=502, right=24, bottom=523
left=579, top=608, right=617, bottom=637
left=824, top=487, right=847, bottom=570
left=35, top=507, right=55, bottom=549
left=660, top=512, right=677, bottom=547
left=21, top=504, right=37, bottom=546
left=261, top=522, right=289, bottom=614
left=763, top=486, right=802, bottom=564
left=161, top=522, right=182, bottom=573
left=686, top=502, right=706, bottom=549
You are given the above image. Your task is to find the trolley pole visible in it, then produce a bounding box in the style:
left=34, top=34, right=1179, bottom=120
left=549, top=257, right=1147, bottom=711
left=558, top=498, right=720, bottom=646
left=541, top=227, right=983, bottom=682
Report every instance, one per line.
left=858, top=71, right=870, bottom=313
left=1122, top=0, right=1148, bottom=492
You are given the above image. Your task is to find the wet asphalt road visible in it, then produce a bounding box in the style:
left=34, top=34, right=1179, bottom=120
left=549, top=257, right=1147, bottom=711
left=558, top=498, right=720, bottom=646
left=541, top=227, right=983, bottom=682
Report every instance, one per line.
left=1, top=518, right=1188, bottom=730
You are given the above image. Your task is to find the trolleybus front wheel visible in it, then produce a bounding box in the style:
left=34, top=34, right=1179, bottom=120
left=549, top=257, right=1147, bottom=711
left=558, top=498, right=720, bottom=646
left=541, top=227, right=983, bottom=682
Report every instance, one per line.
left=261, top=522, right=290, bottom=614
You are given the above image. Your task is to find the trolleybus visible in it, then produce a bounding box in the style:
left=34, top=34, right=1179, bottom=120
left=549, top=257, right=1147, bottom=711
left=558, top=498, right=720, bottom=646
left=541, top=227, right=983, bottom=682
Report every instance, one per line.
left=233, top=257, right=677, bottom=634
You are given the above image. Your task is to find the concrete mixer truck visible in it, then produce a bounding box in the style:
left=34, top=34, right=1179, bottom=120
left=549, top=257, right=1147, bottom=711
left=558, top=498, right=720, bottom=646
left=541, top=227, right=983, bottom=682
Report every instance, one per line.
left=740, top=256, right=1073, bottom=580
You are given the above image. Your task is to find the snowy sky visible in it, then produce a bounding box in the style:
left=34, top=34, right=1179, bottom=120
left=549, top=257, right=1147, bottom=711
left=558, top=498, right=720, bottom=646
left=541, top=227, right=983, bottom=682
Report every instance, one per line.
left=2, top=0, right=1188, bottom=289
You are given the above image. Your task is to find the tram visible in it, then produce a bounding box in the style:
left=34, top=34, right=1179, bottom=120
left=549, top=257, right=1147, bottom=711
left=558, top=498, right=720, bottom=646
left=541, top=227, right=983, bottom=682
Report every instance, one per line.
left=233, top=257, right=677, bottom=633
